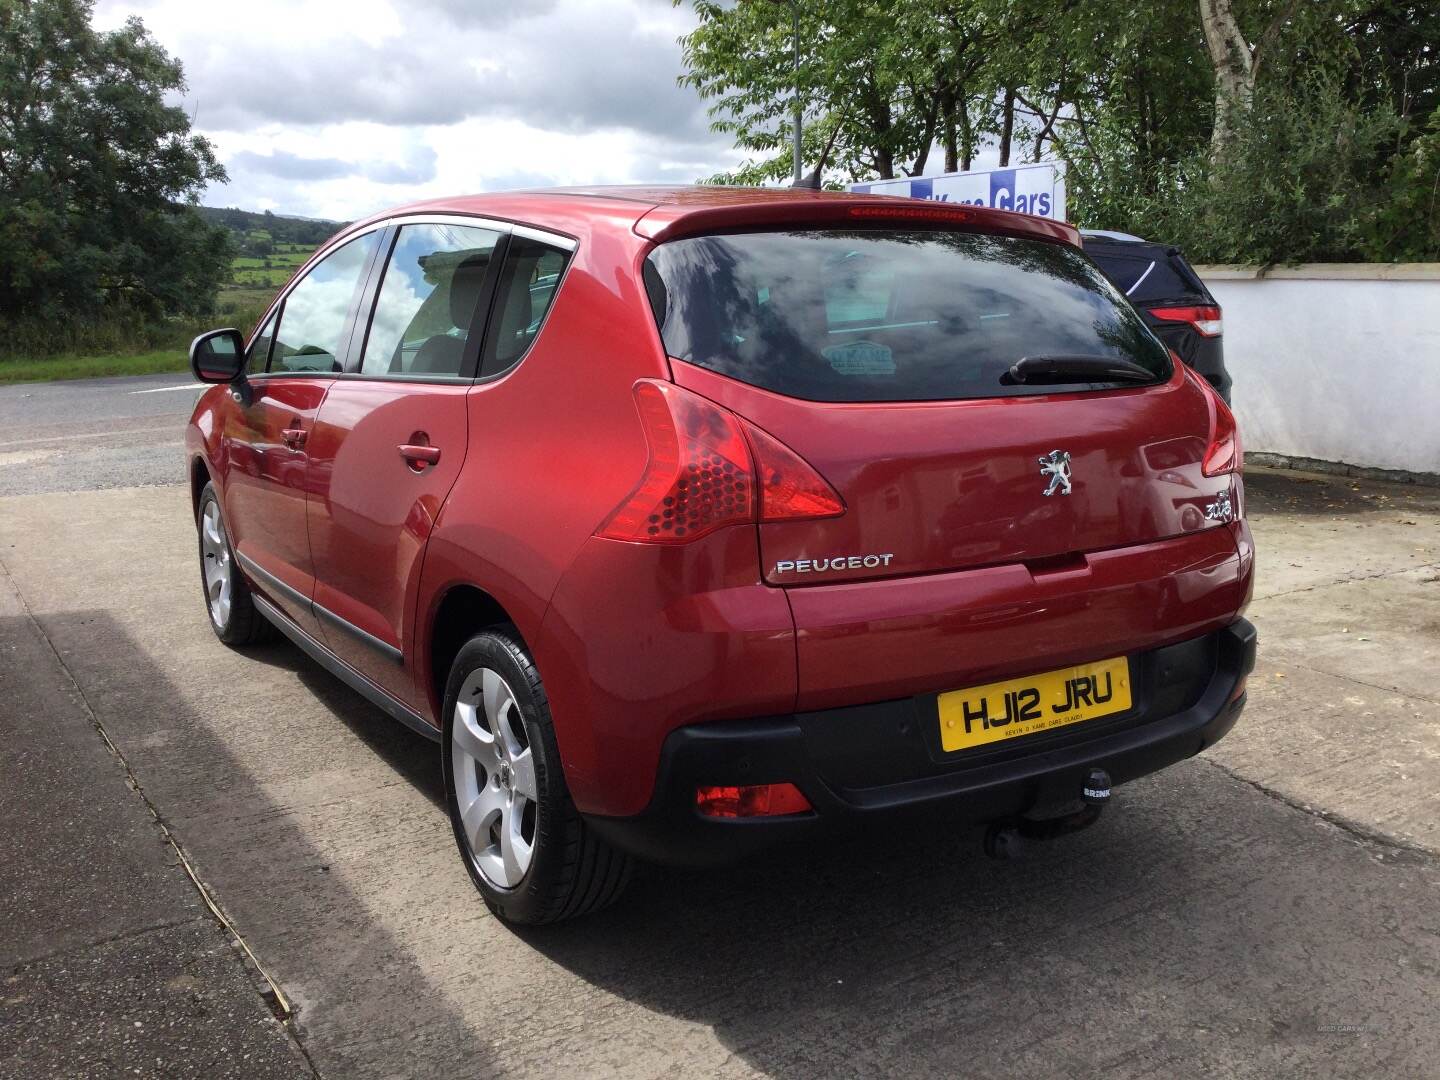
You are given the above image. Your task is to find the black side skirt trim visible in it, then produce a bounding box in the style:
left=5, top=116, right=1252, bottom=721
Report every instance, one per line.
left=251, top=593, right=440, bottom=743
left=236, top=551, right=403, bottom=666
left=313, top=602, right=404, bottom=665
left=236, top=551, right=308, bottom=610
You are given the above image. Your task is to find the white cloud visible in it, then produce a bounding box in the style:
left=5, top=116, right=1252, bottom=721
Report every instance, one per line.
left=93, top=0, right=744, bottom=220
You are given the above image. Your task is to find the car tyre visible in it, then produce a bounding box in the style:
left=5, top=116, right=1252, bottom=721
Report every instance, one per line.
left=442, top=628, right=632, bottom=924
left=196, top=481, right=274, bottom=646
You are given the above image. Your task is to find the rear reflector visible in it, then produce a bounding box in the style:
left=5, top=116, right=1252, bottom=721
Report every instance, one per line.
left=598, top=380, right=842, bottom=542
left=1149, top=305, right=1223, bottom=338
left=695, top=783, right=812, bottom=818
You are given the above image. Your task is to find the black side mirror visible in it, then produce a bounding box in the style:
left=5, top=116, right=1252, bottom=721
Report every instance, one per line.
left=190, top=328, right=246, bottom=383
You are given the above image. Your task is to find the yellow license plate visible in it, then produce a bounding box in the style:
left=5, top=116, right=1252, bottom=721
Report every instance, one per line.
left=937, top=656, right=1132, bottom=753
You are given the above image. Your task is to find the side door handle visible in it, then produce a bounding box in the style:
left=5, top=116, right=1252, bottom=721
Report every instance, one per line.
left=282, top=427, right=307, bottom=450
left=399, top=444, right=441, bottom=468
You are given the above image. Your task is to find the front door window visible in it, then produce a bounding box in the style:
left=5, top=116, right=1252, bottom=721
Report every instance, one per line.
left=270, top=232, right=381, bottom=373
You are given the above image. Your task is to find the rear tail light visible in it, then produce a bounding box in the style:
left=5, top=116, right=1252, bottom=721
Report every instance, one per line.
left=695, top=783, right=812, bottom=818
left=744, top=423, right=845, bottom=522
left=1194, top=373, right=1242, bottom=476
left=598, top=380, right=842, bottom=543
left=1149, top=305, right=1223, bottom=337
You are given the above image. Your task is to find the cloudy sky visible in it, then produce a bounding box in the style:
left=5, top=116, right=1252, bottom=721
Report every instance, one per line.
left=93, top=0, right=749, bottom=221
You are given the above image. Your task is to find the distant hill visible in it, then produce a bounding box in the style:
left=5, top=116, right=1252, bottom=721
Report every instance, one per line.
left=196, top=206, right=347, bottom=252
left=191, top=206, right=347, bottom=295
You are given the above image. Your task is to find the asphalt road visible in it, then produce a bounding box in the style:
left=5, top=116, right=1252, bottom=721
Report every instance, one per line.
left=0, top=372, right=204, bottom=496
left=2, top=373, right=1438, bottom=1078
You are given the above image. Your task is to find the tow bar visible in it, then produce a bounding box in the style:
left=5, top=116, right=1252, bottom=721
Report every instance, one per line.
left=983, top=768, right=1112, bottom=860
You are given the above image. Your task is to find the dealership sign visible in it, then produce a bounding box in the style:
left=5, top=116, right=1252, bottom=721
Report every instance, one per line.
left=849, top=162, right=1067, bottom=222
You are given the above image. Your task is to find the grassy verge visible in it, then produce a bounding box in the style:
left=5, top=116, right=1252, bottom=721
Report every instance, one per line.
left=0, top=349, right=190, bottom=385
left=0, top=287, right=269, bottom=385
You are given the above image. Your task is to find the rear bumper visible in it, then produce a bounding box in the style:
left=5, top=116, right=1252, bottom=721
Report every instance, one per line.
left=585, top=618, right=1256, bottom=865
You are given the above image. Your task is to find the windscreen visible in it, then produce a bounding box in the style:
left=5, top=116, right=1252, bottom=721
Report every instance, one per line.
left=645, top=228, right=1172, bottom=403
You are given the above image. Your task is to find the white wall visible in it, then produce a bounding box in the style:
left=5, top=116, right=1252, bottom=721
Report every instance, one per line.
left=1195, top=265, right=1440, bottom=476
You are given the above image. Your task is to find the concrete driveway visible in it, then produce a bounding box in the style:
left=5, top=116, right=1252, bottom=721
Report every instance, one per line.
left=1, top=375, right=1437, bottom=1078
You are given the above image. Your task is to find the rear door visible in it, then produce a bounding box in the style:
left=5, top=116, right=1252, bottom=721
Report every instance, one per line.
left=223, top=229, right=382, bottom=634
left=646, top=226, right=1229, bottom=587
left=304, top=219, right=505, bottom=709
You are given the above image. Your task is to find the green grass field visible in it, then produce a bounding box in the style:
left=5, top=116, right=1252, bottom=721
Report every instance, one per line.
left=215, top=286, right=279, bottom=324
left=0, top=239, right=312, bottom=384
left=229, top=239, right=314, bottom=290
left=0, top=349, right=190, bottom=385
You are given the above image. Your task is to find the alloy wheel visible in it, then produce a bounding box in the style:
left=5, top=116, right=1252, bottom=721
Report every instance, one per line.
left=451, top=667, right=538, bottom=889
left=200, top=500, right=233, bottom=628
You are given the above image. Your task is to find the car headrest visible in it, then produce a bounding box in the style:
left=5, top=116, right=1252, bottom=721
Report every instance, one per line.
left=448, top=253, right=491, bottom=329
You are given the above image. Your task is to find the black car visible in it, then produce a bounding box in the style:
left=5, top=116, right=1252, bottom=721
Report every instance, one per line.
left=1081, top=231, right=1230, bottom=403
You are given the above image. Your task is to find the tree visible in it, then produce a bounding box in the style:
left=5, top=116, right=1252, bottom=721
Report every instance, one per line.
left=677, top=0, right=1438, bottom=262
left=1197, top=0, right=1301, bottom=149
left=0, top=0, right=230, bottom=325
left=1035, top=0, right=1215, bottom=225
left=679, top=0, right=1211, bottom=188
left=680, top=0, right=1002, bottom=185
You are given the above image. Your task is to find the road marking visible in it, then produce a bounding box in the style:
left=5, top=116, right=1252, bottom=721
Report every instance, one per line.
left=129, top=383, right=206, bottom=394
left=0, top=426, right=177, bottom=448
left=0, top=449, right=60, bottom=467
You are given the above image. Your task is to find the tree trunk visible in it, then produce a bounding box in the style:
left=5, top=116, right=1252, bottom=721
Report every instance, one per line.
left=1025, top=93, right=1063, bottom=162
left=910, top=143, right=931, bottom=178
left=941, top=86, right=958, bottom=173
left=958, top=87, right=974, bottom=171
left=998, top=87, right=1015, bottom=167
left=873, top=105, right=894, bottom=179
left=908, top=96, right=939, bottom=177
left=876, top=147, right=894, bottom=180
left=1199, top=0, right=1255, bottom=152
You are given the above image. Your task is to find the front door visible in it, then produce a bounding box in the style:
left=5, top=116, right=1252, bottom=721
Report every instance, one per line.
left=223, top=230, right=381, bottom=634
left=305, top=221, right=503, bottom=708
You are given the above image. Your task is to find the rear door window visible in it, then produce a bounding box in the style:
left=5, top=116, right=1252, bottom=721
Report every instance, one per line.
left=645, top=228, right=1171, bottom=403
left=359, top=223, right=504, bottom=378
left=480, top=236, right=571, bottom=377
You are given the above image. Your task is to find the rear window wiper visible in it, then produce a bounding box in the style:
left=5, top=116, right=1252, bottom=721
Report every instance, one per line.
left=1004, top=355, right=1157, bottom=385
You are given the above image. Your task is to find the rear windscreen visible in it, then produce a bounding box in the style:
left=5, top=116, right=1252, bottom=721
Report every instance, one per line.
left=644, top=228, right=1172, bottom=403
left=1084, top=245, right=1212, bottom=306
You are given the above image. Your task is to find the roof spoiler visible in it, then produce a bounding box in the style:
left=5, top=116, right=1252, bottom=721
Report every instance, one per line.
left=633, top=195, right=1081, bottom=248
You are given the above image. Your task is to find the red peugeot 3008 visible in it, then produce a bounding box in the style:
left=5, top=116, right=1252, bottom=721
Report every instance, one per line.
left=186, top=187, right=1255, bottom=924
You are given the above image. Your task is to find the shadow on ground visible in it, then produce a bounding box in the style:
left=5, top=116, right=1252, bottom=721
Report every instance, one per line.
left=1245, top=466, right=1440, bottom=517
left=246, top=628, right=1440, bottom=1079
left=241, top=635, right=446, bottom=811
left=519, top=778, right=1438, bottom=1078
left=25, top=611, right=486, bottom=1079
left=24, top=608, right=1440, bottom=1079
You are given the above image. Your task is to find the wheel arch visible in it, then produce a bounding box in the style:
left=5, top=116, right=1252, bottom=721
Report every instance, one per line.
left=425, top=583, right=533, bottom=722
left=189, top=455, right=213, bottom=518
